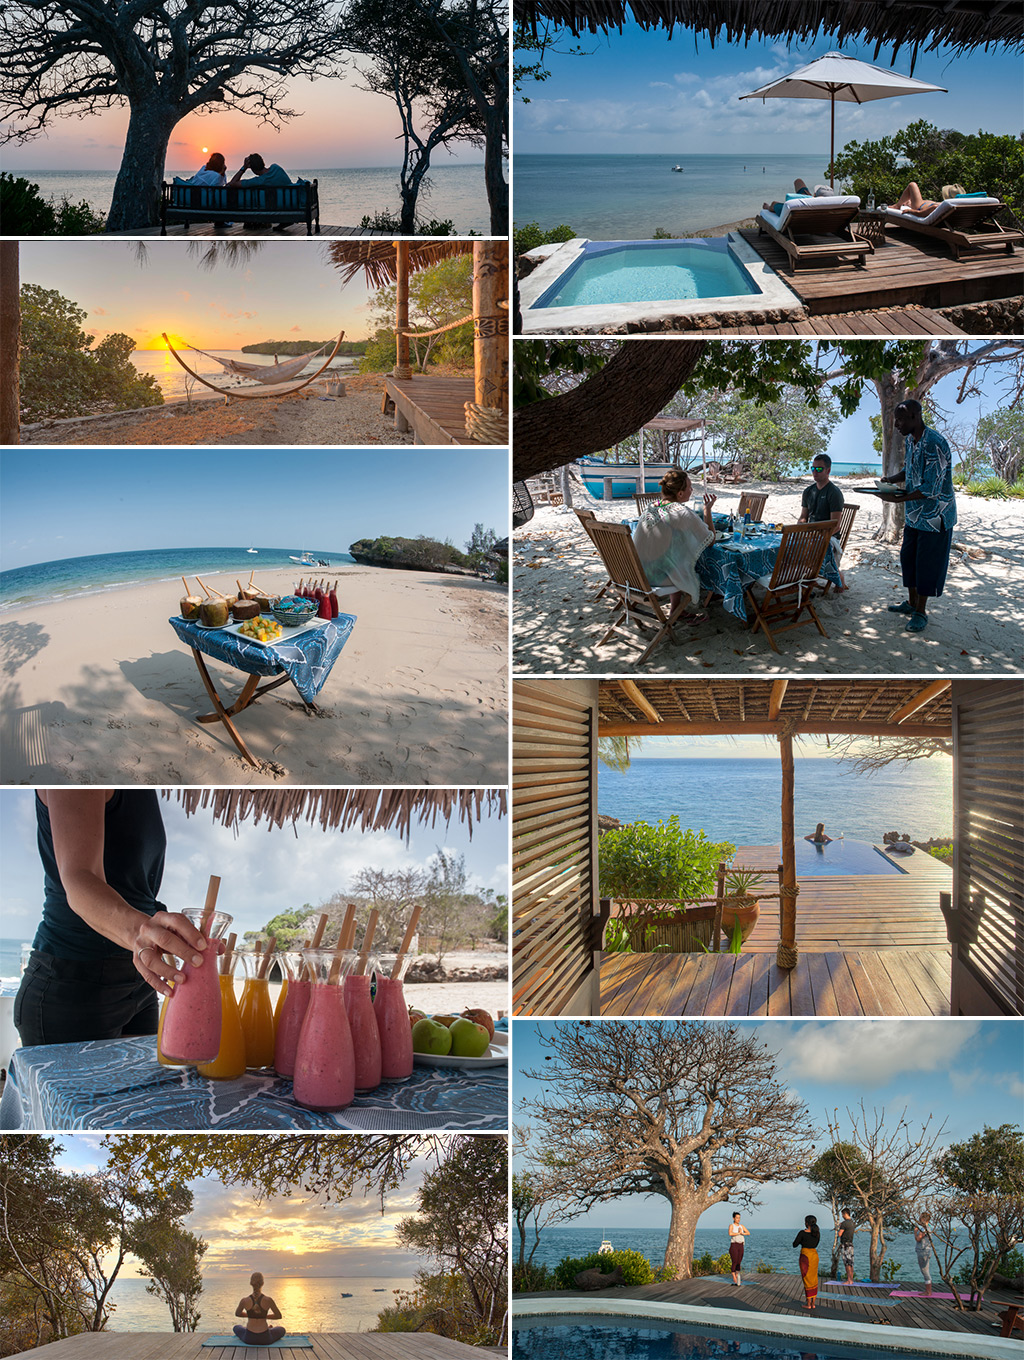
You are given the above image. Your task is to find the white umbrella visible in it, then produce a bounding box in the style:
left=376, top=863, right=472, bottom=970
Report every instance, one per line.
left=739, top=52, right=946, bottom=187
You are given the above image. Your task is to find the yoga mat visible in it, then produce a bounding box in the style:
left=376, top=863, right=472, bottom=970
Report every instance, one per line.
left=202, top=1337, right=312, bottom=1349
left=890, top=1291, right=958, bottom=1299
left=826, top=1281, right=896, bottom=1288
left=818, top=1293, right=902, bottom=1306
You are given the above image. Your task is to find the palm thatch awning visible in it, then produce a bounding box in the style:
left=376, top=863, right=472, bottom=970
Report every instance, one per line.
left=165, top=789, right=506, bottom=838
left=513, top=1, right=1024, bottom=65
left=328, top=241, right=475, bottom=290
left=598, top=678, right=952, bottom=737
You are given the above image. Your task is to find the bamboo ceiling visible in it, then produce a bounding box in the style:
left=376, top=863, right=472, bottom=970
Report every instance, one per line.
left=328, top=241, right=476, bottom=290
left=598, top=678, right=953, bottom=737
left=167, top=789, right=506, bottom=838
left=513, top=0, right=1024, bottom=63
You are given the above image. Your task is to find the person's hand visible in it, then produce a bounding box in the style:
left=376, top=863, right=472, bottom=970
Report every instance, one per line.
left=703, top=493, right=717, bottom=509
left=130, top=911, right=211, bottom=995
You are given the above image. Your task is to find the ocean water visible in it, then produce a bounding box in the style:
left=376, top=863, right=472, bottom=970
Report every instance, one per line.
left=20, top=164, right=492, bottom=234
left=514, top=153, right=836, bottom=238
left=104, top=1273, right=413, bottom=1334
left=526, top=1226, right=929, bottom=1282
left=129, top=348, right=356, bottom=402
left=0, top=546, right=355, bottom=612
left=598, top=757, right=952, bottom=845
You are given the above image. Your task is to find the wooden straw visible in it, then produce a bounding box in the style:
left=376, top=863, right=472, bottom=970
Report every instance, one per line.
left=257, top=935, right=276, bottom=979
left=391, top=904, right=422, bottom=979
left=355, top=910, right=378, bottom=975
left=338, top=904, right=357, bottom=951
left=195, top=575, right=223, bottom=599
left=310, top=913, right=328, bottom=948
left=236, top=579, right=245, bottom=596
left=199, top=875, right=220, bottom=938
left=221, top=931, right=237, bottom=975
left=327, top=934, right=347, bottom=985
left=181, top=576, right=190, bottom=595
left=248, top=569, right=255, bottom=587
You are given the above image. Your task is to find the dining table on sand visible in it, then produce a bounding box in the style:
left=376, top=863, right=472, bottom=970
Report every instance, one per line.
left=623, top=519, right=842, bottom=621
left=169, top=612, right=356, bottom=767
left=0, top=1033, right=508, bottom=1132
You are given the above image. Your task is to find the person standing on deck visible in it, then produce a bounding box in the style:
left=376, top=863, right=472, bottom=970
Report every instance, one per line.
left=881, top=399, right=957, bottom=634
left=728, top=1212, right=750, bottom=1286
left=838, top=1209, right=856, bottom=1284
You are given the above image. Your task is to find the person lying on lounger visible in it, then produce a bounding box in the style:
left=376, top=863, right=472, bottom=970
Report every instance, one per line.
left=888, top=182, right=965, bottom=217
left=762, top=178, right=833, bottom=215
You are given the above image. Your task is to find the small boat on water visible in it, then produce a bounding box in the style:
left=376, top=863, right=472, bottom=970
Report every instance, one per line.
left=289, top=551, right=330, bottom=566
left=247, top=545, right=258, bottom=554
left=340, top=1292, right=353, bottom=1298
left=598, top=1235, right=614, bottom=1254
left=671, top=165, right=684, bottom=172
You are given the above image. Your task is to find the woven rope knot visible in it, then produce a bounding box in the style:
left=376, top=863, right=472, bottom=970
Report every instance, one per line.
left=392, top=363, right=413, bottom=381
left=776, top=941, right=799, bottom=969
left=465, top=401, right=508, bottom=444
left=780, top=883, right=800, bottom=899
left=776, top=715, right=801, bottom=739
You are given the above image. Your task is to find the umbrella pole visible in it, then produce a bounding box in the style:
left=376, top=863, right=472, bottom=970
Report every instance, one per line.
left=830, top=96, right=836, bottom=188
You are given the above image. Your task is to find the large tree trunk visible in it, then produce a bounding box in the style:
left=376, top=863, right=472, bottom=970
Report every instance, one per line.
left=0, top=241, right=19, bottom=446
left=514, top=341, right=705, bottom=480
left=663, top=1198, right=703, bottom=1279
left=107, top=104, right=179, bottom=232
left=482, top=105, right=508, bottom=234
left=868, top=1213, right=886, bottom=1282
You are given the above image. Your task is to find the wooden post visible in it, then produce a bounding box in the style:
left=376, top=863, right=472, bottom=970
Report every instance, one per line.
left=777, top=730, right=799, bottom=968
left=0, top=242, right=20, bottom=447
left=393, top=239, right=411, bottom=381
left=473, top=241, right=508, bottom=412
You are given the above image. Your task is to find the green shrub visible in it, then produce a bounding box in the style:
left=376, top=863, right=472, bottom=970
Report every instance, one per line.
left=1008, top=479, right=1024, bottom=499
left=0, top=174, right=105, bottom=234
left=755, top=1259, right=778, bottom=1274
left=882, top=1259, right=903, bottom=1282
left=928, top=842, right=953, bottom=863
left=691, top=1251, right=733, bottom=1277
left=512, top=1261, right=551, bottom=1292
left=997, top=1248, right=1023, bottom=1278
left=599, top=816, right=734, bottom=901
left=359, top=209, right=457, bottom=235
left=652, top=227, right=680, bottom=239
left=552, top=1249, right=654, bottom=1289
left=514, top=221, right=577, bottom=256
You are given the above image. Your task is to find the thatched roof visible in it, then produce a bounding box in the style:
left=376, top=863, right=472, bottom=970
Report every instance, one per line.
left=513, top=1, right=1024, bottom=65
left=642, top=416, right=704, bottom=431
left=328, top=241, right=475, bottom=290
left=598, top=678, right=952, bottom=737
left=166, top=789, right=506, bottom=838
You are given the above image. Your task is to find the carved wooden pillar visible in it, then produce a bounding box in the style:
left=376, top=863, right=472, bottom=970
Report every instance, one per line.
left=473, top=241, right=508, bottom=413
left=393, top=240, right=412, bottom=380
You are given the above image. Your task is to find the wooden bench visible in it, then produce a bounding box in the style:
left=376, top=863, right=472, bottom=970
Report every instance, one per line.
left=160, top=180, right=320, bottom=235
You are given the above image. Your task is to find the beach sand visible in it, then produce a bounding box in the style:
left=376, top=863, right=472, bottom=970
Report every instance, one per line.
left=19, top=373, right=414, bottom=447
left=1, top=566, right=507, bottom=784
left=513, top=477, right=1024, bottom=674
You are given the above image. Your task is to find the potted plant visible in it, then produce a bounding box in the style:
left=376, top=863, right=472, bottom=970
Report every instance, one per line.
left=720, top=867, right=767, bottom=945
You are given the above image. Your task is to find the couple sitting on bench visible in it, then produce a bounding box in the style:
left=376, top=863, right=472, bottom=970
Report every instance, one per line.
left=180, top=151, right=297, bottom=230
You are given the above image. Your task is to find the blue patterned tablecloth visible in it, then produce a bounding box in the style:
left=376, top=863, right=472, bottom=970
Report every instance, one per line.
left=0, top=1036, right=507, bottom=1132
left=697, top=532, right=841, bottom=620
left=170, top=613, right=357, bottom=706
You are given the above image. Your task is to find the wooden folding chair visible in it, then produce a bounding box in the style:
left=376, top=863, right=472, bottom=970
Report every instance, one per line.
left=737, top=491, right=768, bottom=521
left=744, top=521, right=832, bottom=652
left=575, top=509, right=613, bottom=603
left=820, top=502, right=859, bottom=596
left=634, top=491, right=664, bottom=515
left=587, top=519, right=687, bottom=664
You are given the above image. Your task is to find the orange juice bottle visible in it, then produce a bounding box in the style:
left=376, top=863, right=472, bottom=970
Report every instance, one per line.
left=238, top=953, right=276, bottom=1068
left=156, top=989, right=177, bottom=1066
left=198, top=969, right=247, bottom=1080
left=274, top=975, right=290, bottom=1024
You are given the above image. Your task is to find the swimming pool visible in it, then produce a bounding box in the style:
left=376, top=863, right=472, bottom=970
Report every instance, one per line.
left=793, top=838, right=907, bottom=876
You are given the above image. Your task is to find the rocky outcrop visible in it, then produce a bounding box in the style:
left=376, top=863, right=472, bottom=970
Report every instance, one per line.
left=939, top=297, right=1023, bottom=335
left=406, top=959, right=508, bottom=984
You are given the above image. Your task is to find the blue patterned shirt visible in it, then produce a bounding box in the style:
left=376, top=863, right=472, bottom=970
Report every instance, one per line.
left=905, top=426, right=956, bottom=532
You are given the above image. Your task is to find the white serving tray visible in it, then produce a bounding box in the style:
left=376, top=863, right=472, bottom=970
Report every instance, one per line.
left=224, top=615, right=328, bottom=648
left=413, top=1027, right=508, bottom=1070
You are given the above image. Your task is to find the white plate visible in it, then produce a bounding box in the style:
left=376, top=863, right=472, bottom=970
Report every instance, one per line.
left=413, top=1027, right=508, bottom=1070
left=224, top=616, right=327, bottom=648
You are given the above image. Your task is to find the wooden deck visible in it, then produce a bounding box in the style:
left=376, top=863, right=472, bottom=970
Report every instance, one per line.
left=384, top=374, right=487, bottom=445
left=692, top=305, right=965, bottom=335
left=111, top=225, right=390, bottom=237
left=19, top=1333, right=489, bottom=1358
left=517, top=1273, right=1021, bottom=1338
left=739, top=225, right=1023, bottom=315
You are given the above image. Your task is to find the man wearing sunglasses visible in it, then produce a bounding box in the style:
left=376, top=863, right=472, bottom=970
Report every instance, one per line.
left=798, top=454, right=847, bottom=590
left=880, top=400, right=956, bottom=634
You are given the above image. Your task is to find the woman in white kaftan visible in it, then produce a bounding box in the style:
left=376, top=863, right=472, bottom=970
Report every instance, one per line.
left=632, top=467, right=717, bottom=615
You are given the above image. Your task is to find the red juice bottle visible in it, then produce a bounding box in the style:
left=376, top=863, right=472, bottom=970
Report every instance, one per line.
left=329, top=580, right=339, bottom=619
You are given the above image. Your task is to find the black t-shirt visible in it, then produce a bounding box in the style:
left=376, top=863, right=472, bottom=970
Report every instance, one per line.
left=839, top=1220, right=855, bottom=1246
left=793, top=1226, right=821, bottom=1249
left=802, top=480, right=844, bottom=523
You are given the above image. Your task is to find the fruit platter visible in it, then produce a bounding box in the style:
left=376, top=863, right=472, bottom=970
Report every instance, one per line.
left=409, top=1007, right=508, bottom=1069
left=237, top=615, right=283, bottom=644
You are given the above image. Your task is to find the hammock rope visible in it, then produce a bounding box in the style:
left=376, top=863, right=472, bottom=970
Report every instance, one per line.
left=186, top=341, right=330, bottom=385
left=162, top=331, right=346, bottom=400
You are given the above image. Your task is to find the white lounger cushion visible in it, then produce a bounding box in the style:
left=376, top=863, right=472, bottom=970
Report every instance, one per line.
left=759, top=195, right=861, bottom=231
left=883, top=197, right=1000, bottom=227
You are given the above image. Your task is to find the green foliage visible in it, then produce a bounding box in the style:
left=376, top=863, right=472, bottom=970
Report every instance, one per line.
left=0, top=174, right=106, bottom=234
left=358, top=327, right=398, bottom=373
left=260, top=906, right=317, bottom=948
left=755, top=1259, right=778, bottom=1274
left=374, top=1270, right=495, bottom=1342
left=967, top=476, right=1012, bottom=498
left=131, top=1218, right=206, bottom=1332
left=996, top=1247, right=1023, bottom=1278
left=598, top=816, right=734, bottom=901
left=928, top=842, right=953, bottom=863
left=881, top=1259, right=903, bottom=1282
left=465, top=522, right=499, bottom=568
left=704, top=386, right=841, bottom=480
left=359, top=209, right=458, bottom=235
left=691, top=1251, right=733, bottom=1277
left=724, top=868, right=766, bottom=896
left=936, top=1125, right=1024, bottom=1197
left=869, top=400, right=938, bottom=455
left=831, top=121, right=1024, bottom=218
left=494, top=557, right=509, bottom=585
left=552, top=1249, right=654, bottom=1289
left=241, top=339, right=367, bottom=356
left=651, top=227, right=680, bottom=239
left=513, top=338, right=611, bottom=409
left=348, top=535, right=474, bottom=570
left=1010, top=480, right=1024, bottom=499
left=512, top=1260, right=552, bottom=1292
left=364, top=254, right=474, bottom=373
left=513, top=221, right=577, bottom=256
left=19, top=283, right=163, bottom=422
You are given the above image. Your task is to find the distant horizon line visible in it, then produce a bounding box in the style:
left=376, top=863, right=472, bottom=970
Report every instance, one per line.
left=13, top=161, right=485, bottom=173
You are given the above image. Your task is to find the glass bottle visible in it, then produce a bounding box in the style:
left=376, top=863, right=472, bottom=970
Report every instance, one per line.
left=328, top=581, right=340, bottom=619
left=238, top=951, right=276, bottom=1068
left=373, top=953, right=414, bottom=1082
left=159, top=909, right=232, bottom=1064
left=344, top=952, right=382, bottom=1091
left=197, top=952, right=247, bottom=1081
left=274, top=950, right=312, bottom=1078
left=293, top=948, right=357, bottom=1111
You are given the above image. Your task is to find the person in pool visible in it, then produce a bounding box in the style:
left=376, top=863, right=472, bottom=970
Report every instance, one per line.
left=14, top=791, right=212, bottom=1047
left=804, top=824, right=832, bottom=845
left=234, top=1272, right=286, bottom=1345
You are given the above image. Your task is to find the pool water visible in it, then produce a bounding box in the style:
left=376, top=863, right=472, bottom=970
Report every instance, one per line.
left=513, top=1317, right=944, bottom=1360
left=534, top=239, right=761, bottom=307
left=794, top=837, right=905, bottom=876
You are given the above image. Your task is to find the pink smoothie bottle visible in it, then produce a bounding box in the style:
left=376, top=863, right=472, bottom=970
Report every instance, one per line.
left=159, top=908, right=231, bottom=1064
left=373, top=953, right=413, bottom=1082
left=344, top=954, right=382, bottom=1092
left=274, top=950, right=313, bottom=1078
left=293, top=949, right=357, bottom=1111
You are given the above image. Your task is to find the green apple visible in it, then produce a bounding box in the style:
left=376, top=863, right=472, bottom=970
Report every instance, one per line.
left=408, top=1008, right=428, bottom=1028
left=449, top=1017, right=491, bottom=1058
left=412, top=1018, right=452, bottom=1055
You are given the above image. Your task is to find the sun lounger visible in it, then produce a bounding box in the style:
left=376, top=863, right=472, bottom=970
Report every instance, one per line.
left=882, top=197, right=1023, bottom=260
left=757, top=195, right=871, bottom=273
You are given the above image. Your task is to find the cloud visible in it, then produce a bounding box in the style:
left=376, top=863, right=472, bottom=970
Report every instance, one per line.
left=92, top=307, right=107, bottom=316
left=772, top=1019, right=981, bottom=1087
left=178, top=290, right=191, bottom=303
left=290, top=325, right=301, bottom=332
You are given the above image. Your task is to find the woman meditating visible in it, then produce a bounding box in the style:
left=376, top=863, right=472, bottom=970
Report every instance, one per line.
left=794, top=1215, right=821, bottom=1310
left=889, top=182, right=965, bottom=218
left=234, top=1272, right=286, bottom=1345
left=631, top=468, right=717, bottom=621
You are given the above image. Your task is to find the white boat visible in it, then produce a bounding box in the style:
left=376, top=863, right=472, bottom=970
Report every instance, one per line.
left=598, top=1236, right=613, bottom=1254
left=289, top=551, right=317, bottom=566
left=671, top=165, right=684, bottom=172
left=247, top=545, right=258, bottom=554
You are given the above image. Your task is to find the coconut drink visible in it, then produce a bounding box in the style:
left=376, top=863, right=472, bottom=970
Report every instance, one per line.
left=231, top=598, right=260, bottom=621
left=200, top=598, right=230, bottom=627
left=180, top=595, right=203, bottom=620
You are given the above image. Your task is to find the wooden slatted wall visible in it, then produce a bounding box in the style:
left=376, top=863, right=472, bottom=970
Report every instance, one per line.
left=952, top=680, right=1024, bottom=1015
left=513, top=679, right=599, bottom=1015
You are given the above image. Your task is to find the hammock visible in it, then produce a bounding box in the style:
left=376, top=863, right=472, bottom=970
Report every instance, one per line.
left=187, top=343, right=329, bottom=385
left=162, top=331, right=345, bottom=400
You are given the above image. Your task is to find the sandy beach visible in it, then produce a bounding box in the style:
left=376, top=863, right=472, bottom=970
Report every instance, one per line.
left=1, top=566, right=507, bottom=784
left=513, top=477, right=1024, bottom=674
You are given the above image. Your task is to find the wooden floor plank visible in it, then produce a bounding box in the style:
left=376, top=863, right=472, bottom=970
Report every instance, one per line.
left=384, top=374, right=487, bottom=446
left=23, top=1336, right=484, bottom=1358
left=823, top=953, right=866, bottom=1015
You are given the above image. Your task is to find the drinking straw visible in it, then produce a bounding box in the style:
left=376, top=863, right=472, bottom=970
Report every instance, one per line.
left=181, top=576, right=190, bottom=595
left=248, top=569, right=255, bottom=587
left=310, top=913, right=328, bottom=948
left=221, top=931, right=237, bottom=976
left=391, top=904, right=422, bottom=978
left=195, top=575, right=224, bottom=599
left=199, top=875, right=221, bottom=938
left=338, top=904, right=357, bottom=951
left=355, top=910, right=378, bottom=975
left=257, top=935, right=277, bottom=979
left=236, top=579, right=245, bottom=596
left=327, top=933, right=348, bottom=985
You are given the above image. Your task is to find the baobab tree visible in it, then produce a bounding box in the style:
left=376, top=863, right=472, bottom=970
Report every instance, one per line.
left=0, top=0, right=340, bottom=231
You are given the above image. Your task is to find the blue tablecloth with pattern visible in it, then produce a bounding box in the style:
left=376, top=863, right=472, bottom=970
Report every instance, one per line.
left=0, top=1035, right=507, bottom=1132
left=169, top=613, right=357, bottom=706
